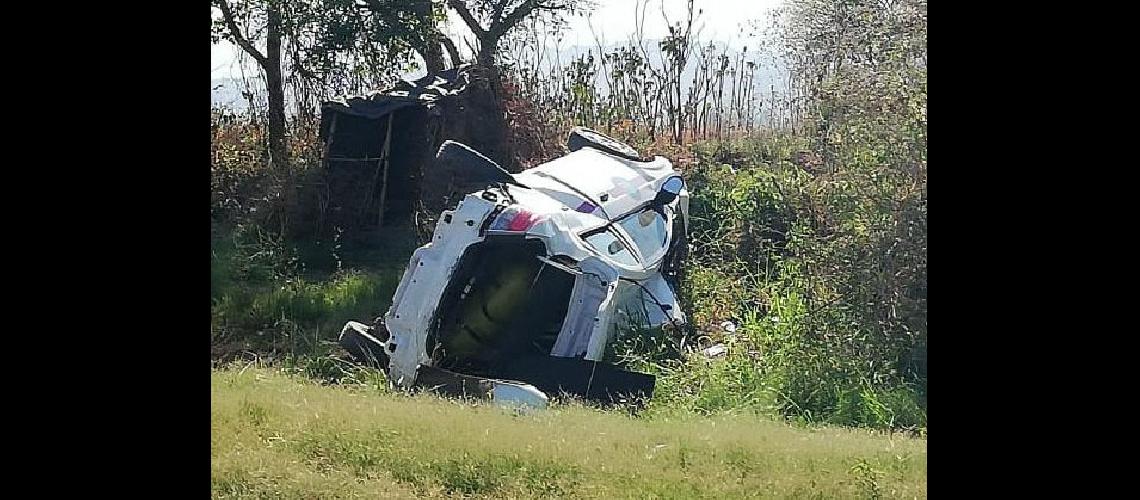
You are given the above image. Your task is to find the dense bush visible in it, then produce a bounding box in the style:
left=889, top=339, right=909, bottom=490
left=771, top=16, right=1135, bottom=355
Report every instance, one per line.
left=211, top=109, right=403, bottom=358
left=617, top=0, right=927, bottom=430
left=623, top=129, right=926, bottom=430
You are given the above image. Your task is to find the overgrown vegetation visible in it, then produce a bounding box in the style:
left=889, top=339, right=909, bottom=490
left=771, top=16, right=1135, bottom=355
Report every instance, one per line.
left=515, top=0, right=928, bottom=430
left=211, top=0, right=926, bottom=434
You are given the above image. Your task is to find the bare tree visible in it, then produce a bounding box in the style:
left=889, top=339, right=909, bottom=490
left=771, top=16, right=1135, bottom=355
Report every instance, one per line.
left=214, top=0, right=290, bottom=170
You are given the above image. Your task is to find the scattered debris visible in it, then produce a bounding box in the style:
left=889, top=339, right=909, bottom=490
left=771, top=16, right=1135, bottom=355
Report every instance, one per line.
left=701, top=343, right=728, bottom=358
left=491, top=381, right=549, bottom=410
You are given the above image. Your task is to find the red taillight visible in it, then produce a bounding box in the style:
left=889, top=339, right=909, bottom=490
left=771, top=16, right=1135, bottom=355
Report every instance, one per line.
left=491, top=207, right=545, bottom=232
left=506, top=210, right=542, bottom=231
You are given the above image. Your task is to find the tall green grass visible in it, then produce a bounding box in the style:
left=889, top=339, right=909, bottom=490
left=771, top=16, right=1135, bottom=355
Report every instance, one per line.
left=213, top=367, right=927, bottom=499
left=211, top=223, right=405, bottom=357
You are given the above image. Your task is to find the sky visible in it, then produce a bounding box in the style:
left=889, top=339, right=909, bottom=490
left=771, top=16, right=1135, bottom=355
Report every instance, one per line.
left=211, top=0, right=783, bottom=80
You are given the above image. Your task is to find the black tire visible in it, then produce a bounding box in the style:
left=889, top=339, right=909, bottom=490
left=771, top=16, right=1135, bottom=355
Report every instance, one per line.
left=566, top=126, right=644, bottom=161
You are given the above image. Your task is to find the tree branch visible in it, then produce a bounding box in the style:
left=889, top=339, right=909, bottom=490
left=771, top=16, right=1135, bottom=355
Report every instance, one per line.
left=214, top=0, right=267, bottom=67
left=441, top=35, right=462, bottom=67
left=360, top=0, right=445, bottom=72
left=491, top=0, right=508, bottom=25
left=492, top=0, right=543, bottom=39
left=447, top=0, right=487, bottom=37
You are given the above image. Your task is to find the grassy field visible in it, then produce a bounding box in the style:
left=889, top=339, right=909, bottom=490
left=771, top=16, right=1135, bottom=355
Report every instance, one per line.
left=212, top=368, right=926, bottom=499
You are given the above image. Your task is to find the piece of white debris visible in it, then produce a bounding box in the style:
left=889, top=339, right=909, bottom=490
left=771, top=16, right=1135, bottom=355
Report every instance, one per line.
left=721, top=321, right=737, bottom=333
left=492, top=381, right=549, bottom=411
left=702, top=343, right=727, bottom=358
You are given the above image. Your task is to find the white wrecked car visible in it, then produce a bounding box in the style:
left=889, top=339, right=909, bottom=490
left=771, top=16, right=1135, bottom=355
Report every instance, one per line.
left=339, top=127, right=688, bottom=407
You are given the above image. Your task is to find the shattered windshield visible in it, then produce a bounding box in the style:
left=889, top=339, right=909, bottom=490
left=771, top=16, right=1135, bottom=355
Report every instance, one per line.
left=617, top=207, right=669, bottom=264
left=583, top=205, right=671, bottom=268
left=583, top=228, right=640, bottom=267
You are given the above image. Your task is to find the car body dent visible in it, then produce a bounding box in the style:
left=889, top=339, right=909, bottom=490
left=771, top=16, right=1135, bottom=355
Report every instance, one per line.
left=361, top=143, right=690, bottom=400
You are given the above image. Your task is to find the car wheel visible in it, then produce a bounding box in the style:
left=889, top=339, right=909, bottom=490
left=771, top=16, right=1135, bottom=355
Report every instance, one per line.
left=566, top=126, right=644, bottom=161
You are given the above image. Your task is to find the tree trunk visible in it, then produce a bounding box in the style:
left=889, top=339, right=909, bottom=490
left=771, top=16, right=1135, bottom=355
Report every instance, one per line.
left=265, top=1, right=289, bottom=171
left=477, top=40, right=496, bottom=68
left=265, top=0, right=293, bottom=235
left=420, top=32, right=445, bottom=74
